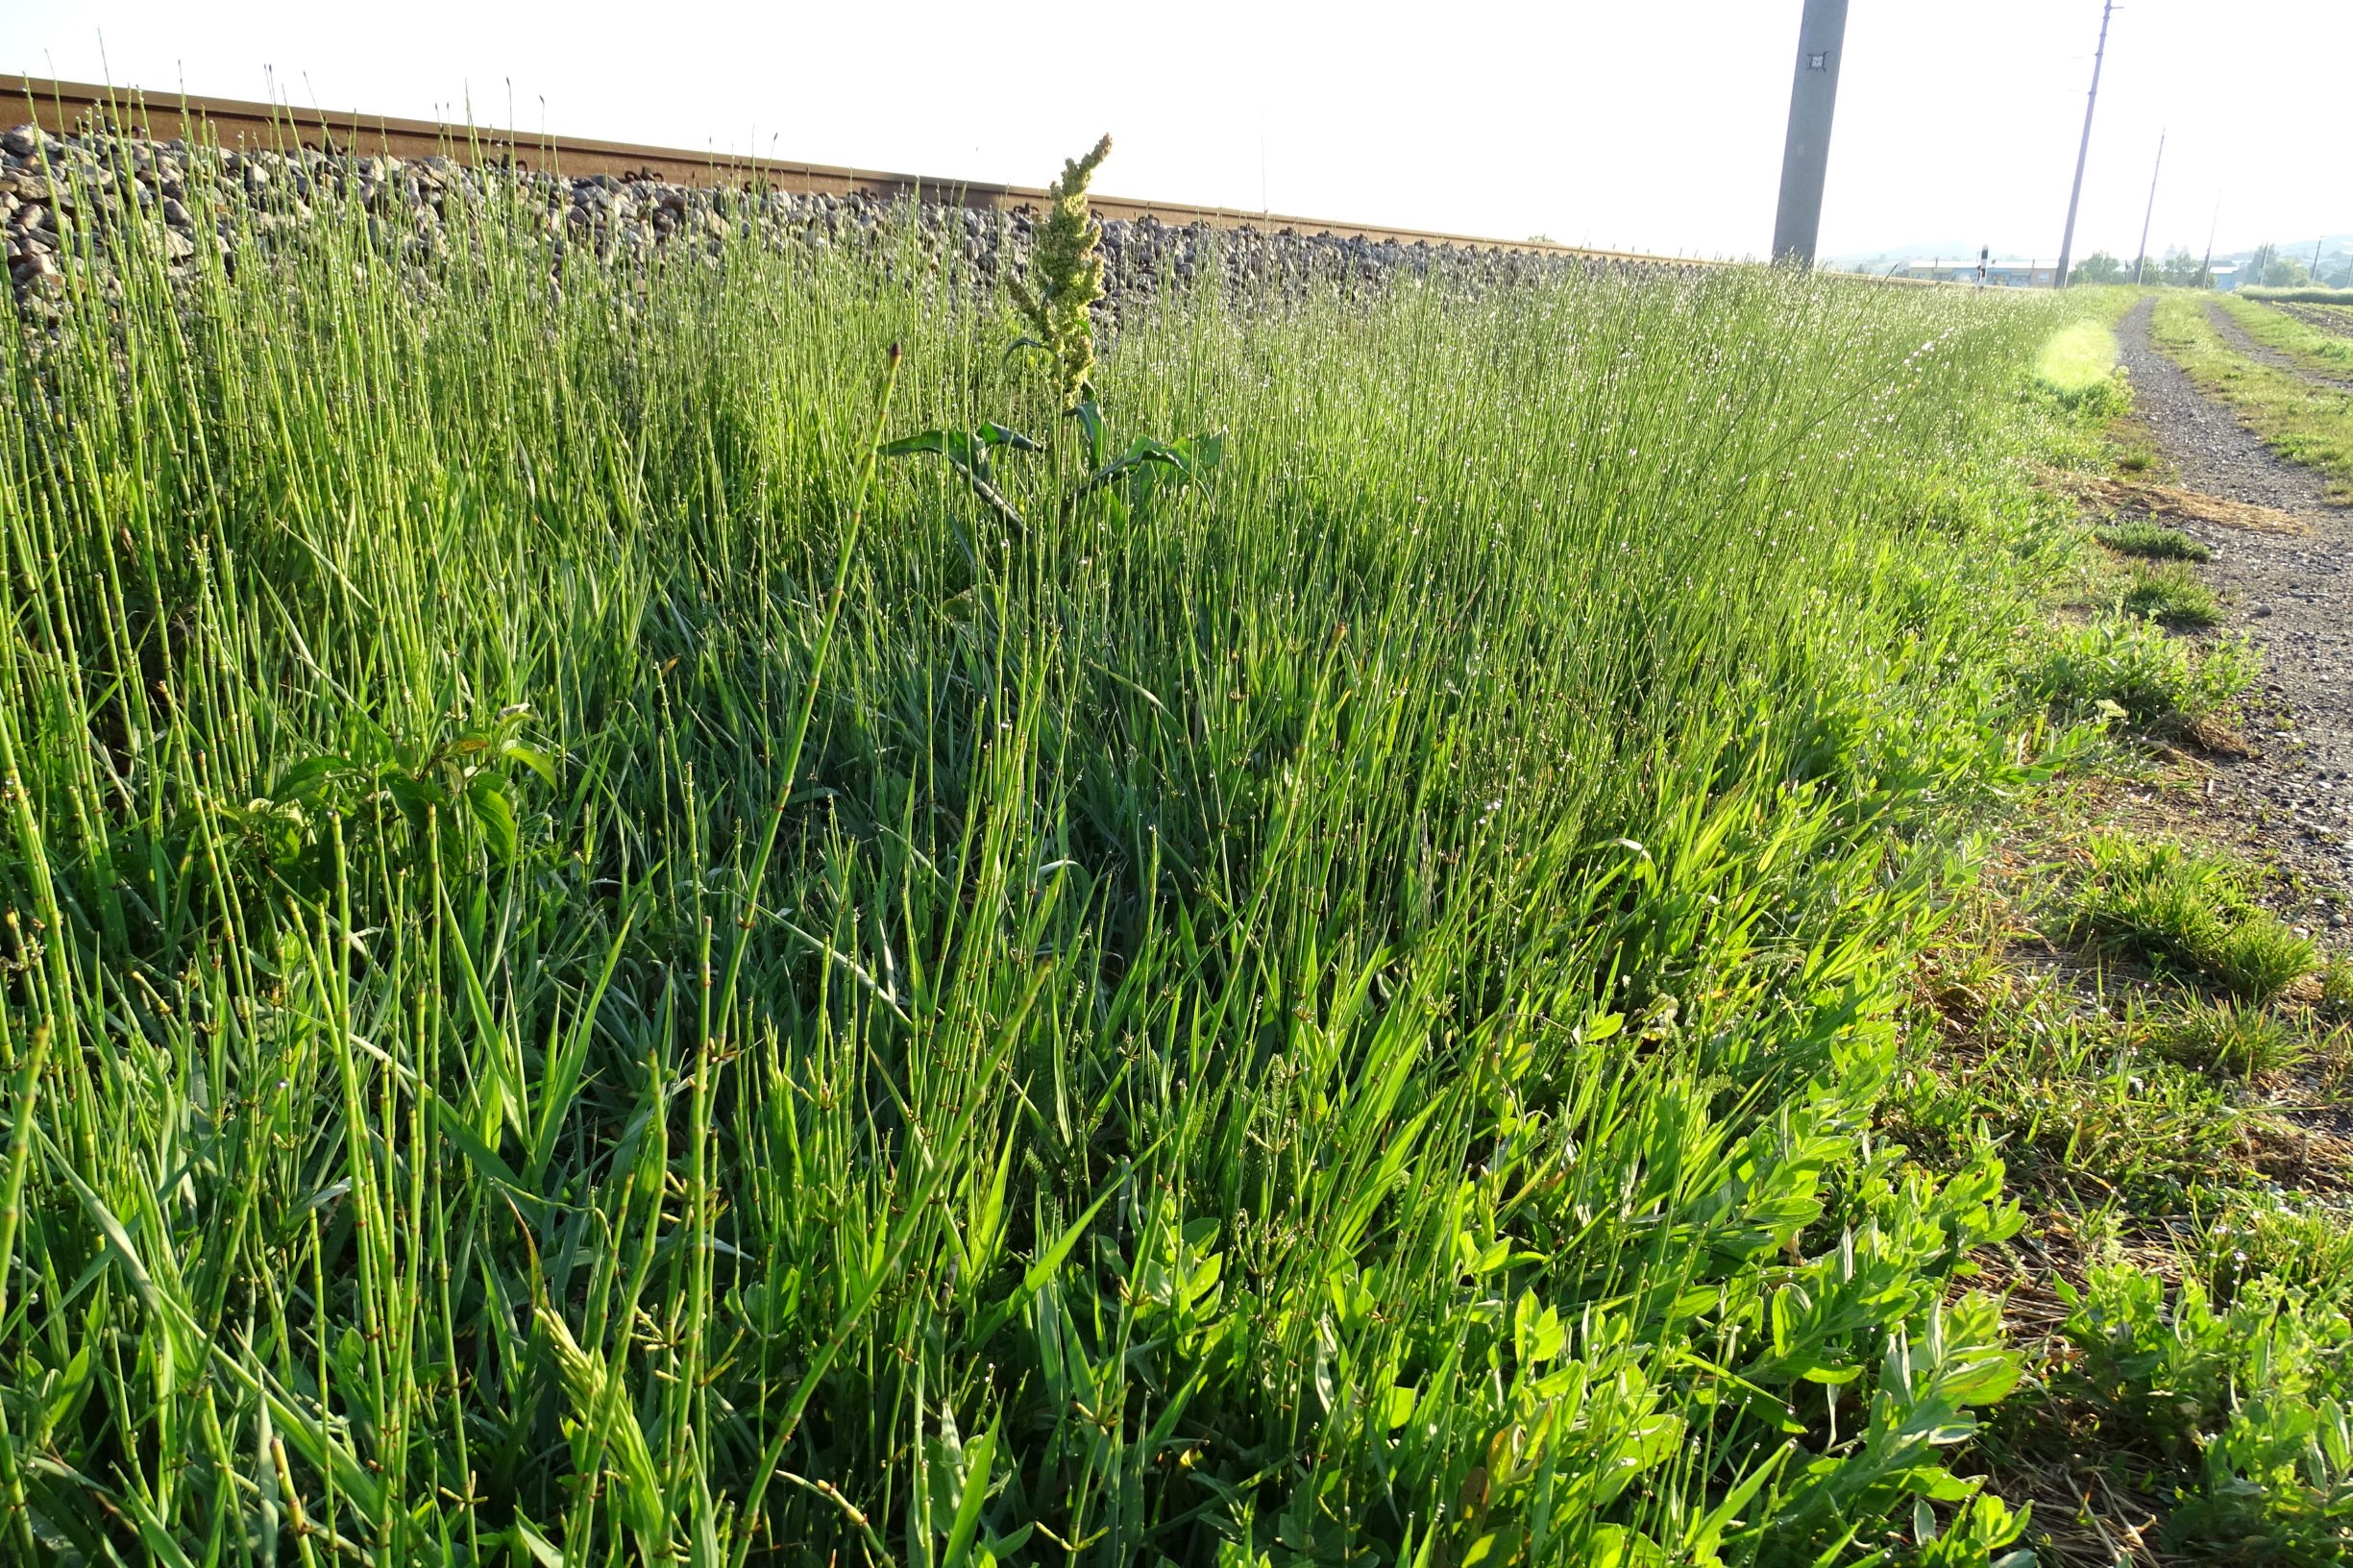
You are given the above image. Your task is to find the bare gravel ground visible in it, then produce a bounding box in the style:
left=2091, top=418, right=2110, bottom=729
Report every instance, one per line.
left=2118, top=297, right=2353, bottom=920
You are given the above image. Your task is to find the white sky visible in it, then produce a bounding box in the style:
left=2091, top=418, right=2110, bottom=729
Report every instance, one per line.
left=7, top=1, right=2344, bottom=262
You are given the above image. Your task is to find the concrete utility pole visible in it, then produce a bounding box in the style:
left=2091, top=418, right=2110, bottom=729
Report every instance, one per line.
left=1771, top=0, right=1852, bottom=266
left=2056, top=0, right=2115, bottom=289
left=2132, top=130, right=2165, bottom=285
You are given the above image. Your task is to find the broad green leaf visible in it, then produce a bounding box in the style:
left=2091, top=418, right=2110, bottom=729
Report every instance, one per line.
left=269, top=753, right=353, bottom=803
left=972, top=423, right=1040, bottom=452
left=503, top=742, right=559, bottom=787
left=507, top=1515, right=569, bottom=1567
left=1068, top=400, right=1105, bottom=469
left=468, top=775, right=518, bottom=863
left=942, top=1421, right=998, bottom=1568
left=881, top=429, right=963, bottom=459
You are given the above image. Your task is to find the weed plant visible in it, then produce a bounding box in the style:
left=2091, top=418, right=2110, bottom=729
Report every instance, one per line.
left=2051, top=1267, right=2353, bottom=1562
left=2243, top=286, right=2353, bottom=306
left=2326, top=955, right=2353, bottom=1014
left=2120, top=558, right=2224, bottom=627
left=2201, top=1192, right=2353, bottom=1313
left=2095, top=518, right=2210, bottom=561
left=2071, top=835, right=2317, bottom=1001
left=0, top=137, right=2121, bottom=1560
left=2146, top=994, right=2308, bottom=1078
left=1887, top=978, right=2254, bottom=1208
left=2033, top=618, right=2253, bottom=728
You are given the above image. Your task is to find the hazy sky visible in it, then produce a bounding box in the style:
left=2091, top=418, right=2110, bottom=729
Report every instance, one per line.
left=7, top=2, right=2344, bottom=261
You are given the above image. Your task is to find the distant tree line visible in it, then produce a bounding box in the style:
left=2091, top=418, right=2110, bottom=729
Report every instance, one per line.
left=2067, top=249, right=2210, bottom=287
left=2068, top=243, right=2350, bottom=289
left=2242, top=243, right=2353, bottom=289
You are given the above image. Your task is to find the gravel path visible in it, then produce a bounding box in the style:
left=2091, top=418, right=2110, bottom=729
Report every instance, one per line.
left=2203, top=300, right=2353, bottom=393
left=2119, top=297, right=2353, bottom=903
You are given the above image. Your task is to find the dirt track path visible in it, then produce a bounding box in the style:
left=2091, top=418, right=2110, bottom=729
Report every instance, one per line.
left=2120, top=298, right=2353, bottom=903
left=2279, top=303, right=2353, bottom=342
left=2203, top=300, right=2353, bottom=393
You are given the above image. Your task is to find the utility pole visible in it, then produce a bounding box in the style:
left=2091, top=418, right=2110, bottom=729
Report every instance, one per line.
left=2056, top=0, right=2115, bottom=289
left=1771, top=0, right=1852, bottom=266
left=2132, top=131, right=2165, bottom=285
left=2199, top=198, right=2218, bottom=288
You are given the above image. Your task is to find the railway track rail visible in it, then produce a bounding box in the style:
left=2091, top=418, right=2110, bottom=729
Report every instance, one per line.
left=6, top=73, right=1682, bottom=267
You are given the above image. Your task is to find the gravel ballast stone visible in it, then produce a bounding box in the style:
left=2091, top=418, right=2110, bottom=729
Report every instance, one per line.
left=2, top=119, right=1676, bottom=312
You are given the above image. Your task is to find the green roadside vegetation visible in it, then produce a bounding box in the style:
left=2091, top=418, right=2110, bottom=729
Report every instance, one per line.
left=0, top=135, right=2339, bottom=1565
left=2243, top=288, right=2353, bottom=308
left=1889, top=301, right=2353, bottom=1562
left=2094, top=518, right=2211, bottom=562
left=2148, top=293, right=2353, bottom=500
left=2117, top=559, right=2224, bottom=629
left=1885, top=769, right=2353, bottom=1564
left=2035, top=318, right=2131, bottom=411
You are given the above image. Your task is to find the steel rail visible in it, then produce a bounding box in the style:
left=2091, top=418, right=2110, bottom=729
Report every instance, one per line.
left=4, top=73, right=1697, bottom=267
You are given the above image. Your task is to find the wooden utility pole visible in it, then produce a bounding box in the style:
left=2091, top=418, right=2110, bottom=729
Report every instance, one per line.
left=2056, top=0, right=2115, bottom=288
left=2132, top=131, right=2165, bottom=285
left=1771, top=0, right=1851, bottom=265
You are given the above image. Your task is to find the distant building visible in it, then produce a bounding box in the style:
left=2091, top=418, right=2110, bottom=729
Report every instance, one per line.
left=1903, top=257, right=2061, bottom=287
left=2210, top=263, right=2244, bottom=292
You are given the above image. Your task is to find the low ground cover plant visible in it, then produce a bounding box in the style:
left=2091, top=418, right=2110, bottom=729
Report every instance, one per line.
left=1888, top=782, right=2353, bottom=1557
left=2146, top=993, right=2311, bottom=1077
left=2243, top=286, right=2353, bottom=306
left=2120, top=557, right=2225, bottom=627
left=1889, top=968, right=2259, bottom=1209
left=2071, top=833, right=2317, bottom=1001
left=2051, top=1266, right=2353, bottom=1562
left=2096, top=517, right=2211, bottom=561
left=0, top=134, right=2183, bottom=1561
left=2033, top=616, right=2254, bottom=728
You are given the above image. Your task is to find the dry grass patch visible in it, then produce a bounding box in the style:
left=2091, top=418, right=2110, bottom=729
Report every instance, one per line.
left=2079, top=473, right=2312, bottom=534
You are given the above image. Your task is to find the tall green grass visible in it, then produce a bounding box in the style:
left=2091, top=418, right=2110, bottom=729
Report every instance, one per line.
left=0, top=151, right=2102, bottom=1561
